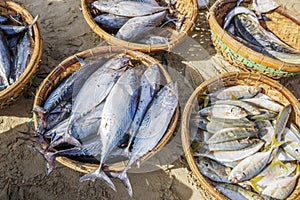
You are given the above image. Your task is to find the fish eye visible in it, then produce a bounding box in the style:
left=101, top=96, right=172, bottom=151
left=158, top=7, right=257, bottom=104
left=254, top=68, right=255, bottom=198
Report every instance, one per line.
left=242, top=172, right=246, bottom=177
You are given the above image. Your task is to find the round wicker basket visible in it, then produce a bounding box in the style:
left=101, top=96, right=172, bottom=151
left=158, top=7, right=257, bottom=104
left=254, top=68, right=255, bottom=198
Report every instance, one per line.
left=33, top=46, right=179, bottom=173
left=0, top=1, right=42, bottom=108
left=181, top=72, right=300, bottom=199
left=81, top=0, right=198, bottom=53
left=207, top=0, right=300, bottom=77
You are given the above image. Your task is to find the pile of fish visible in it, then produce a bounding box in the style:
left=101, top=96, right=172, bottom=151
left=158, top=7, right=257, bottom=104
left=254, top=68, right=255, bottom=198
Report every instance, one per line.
left=0, top=13, right=38, bottom=91
left=90, top=0, right=184, bottom=44
left=223, top=0, right=300, bottom=64
left=33, top=55, right=178, bottom=197
left=191, top=85, right=300, bottom=199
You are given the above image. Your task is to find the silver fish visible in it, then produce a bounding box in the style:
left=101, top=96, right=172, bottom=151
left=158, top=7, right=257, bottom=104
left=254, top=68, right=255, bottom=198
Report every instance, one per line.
left=206, top=119, right=254, bottom=134
left=257, top=120, right=274, bottom=146
left=215, top=183, right=263, bottom=200
left=0, top=29, right=11, bottom=88
left=195, top=139, right=264, bottom=162
left=79, top=68, right=139, bottom=192
left=205, top=127, right=258, bottom=144
left=124, top=64, right=161, bottom=154
left=67, top=56, right=129, bottom=135
left=223, top=6, right=257, bottom=30
left=0, top=15, right=38, bottom=36
left=214, top=85, right=262, bottom=100
left=198, top=104, right=248, bottom=119
left=228, top=143, right=278, bottom=183
left=242, top=98, right=283, bottom=113
left=116, top=11, right=166, bottom=41
left=274, top=104, right=292, bottom=141
left=93, top=14, right=129, bottom=31
left=282, top=126, right=300, bottom=161
left=47, top=102, right=104, bottom=149
left=92, top=1, right=167, bottom=17
left=251, top=161, right=297, bottom=193
left=13, top=31, right=31, bottom=82
left=115, top=81, right=178, bottom=197
left=234, top=13, right=300, bottom=59
left=261, top=166, right=300, bottom=199
left=196, top=157, right=231, bottom=183
left=203, top=138, right=257, bottom=151
left=214, top=99, right=261, bottom=115
left=277, top=147, right=296, bottom=161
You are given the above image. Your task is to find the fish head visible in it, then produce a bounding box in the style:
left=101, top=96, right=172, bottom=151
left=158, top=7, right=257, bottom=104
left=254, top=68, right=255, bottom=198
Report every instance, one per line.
left=228, top=106, right=247, bottom=117
left=248, top=86, right=262, bottom=96
left=108, top=56, right=130, bottom=71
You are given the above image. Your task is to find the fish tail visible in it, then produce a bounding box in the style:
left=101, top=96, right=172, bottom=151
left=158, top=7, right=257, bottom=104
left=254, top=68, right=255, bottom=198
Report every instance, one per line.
left=27, top=15, right=39, bottom=36
left=296, top=164, right=300, bottom=176
left=109, top=171, right=133, bottom=197
left=44, top=151, right=56, bottom=176
left=119, top=171, right=133, bottom=197
left=271, top=134, right=283, bottom=148
left=79, top=169, right=116, bottom=191
left=48, top=133, right=81, bottom=149
left=26, top=144, right=55, bottom=175
left=75, top=55, right=86, bottom=66
left=269, top=158, right=288, bottom=171
left=249, top=176, right=262, bottom=194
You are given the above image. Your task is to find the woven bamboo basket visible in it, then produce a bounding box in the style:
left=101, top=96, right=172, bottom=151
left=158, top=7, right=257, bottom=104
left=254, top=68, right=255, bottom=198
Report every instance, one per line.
left=0, top=1, right=42, bottom=108
left=181, top=72, right=300, bottom=199
left=81, top=0, right=198, bottom=53
left=33, top=46, right=179, bottom=173
left=207, top=0, right=300, bottom=77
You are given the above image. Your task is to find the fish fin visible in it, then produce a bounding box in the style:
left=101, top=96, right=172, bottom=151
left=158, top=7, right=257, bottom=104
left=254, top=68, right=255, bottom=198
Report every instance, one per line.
left=26, top=144, right=55, bottom=175
left=231, top=95, right=237, bottom=100
left=119, top=172, right=133, bottom=197
left=48, top=133, right=81, bottom=149
left=27, top=15, right=39, bottom=36
left=296, top=164, right=300, bottom=176
left=109, top=171, right=133, bottom=197
left=32, top=106, right=47, bottom=114
left=203, top=96, right=209, bottom=108
left=271, top=134, right=283, bottom=148
left=259, top=13, right=272, bottom=21
left=75, top=55, right=86, bottom=66
left=44, top=151, right=55, bottom=176
left=269, top=158, right=288, bottom=171
left=79, top=170, right=116, bottom=191
left=249, top=176, right=262, bottom=194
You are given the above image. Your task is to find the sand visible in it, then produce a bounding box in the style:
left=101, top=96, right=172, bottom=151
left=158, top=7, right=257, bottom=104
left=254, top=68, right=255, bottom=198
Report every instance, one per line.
left=0, top=0, right=299, bottom=200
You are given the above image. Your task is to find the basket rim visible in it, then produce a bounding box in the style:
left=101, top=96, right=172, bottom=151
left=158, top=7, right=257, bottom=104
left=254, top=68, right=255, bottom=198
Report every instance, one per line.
left=0, top=1, right=42, bottom=107
left=207, top=0, right=300, bottom=73
left=33, top=45, right=179, bottom=173
left=81, top=0, right=198, bottom=53
left=181, top=71, right=300, bottom=200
